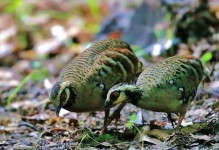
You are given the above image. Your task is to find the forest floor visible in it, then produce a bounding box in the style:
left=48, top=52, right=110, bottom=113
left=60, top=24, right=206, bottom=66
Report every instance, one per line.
left=0, top=71, right=218, bottom=149
left=0, top=0, right=219, bottom=149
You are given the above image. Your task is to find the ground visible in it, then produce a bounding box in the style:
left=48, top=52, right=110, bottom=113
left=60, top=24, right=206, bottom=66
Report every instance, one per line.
left=0, top=0, right=219, bottom=149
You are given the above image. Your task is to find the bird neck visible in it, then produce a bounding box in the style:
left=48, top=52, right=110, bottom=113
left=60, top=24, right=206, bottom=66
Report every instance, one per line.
left=123, top=85, right=142, bottom=105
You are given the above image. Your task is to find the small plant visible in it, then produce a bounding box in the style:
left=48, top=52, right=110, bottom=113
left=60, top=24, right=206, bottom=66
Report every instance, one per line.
left=126, top=114, right=137, bottom=129
left=76, top=132, right=89, bottom=150
left=76, top=130, right=115, bottom=149
left=126, top=114, right=144, bottom=149
left=3, top=0, right=34, bottom=48
left=6, top=73, right=32, bottom=107
left=6, top=67, right=50, bottom=107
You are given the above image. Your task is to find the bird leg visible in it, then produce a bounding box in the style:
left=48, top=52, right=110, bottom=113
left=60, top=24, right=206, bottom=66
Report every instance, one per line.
left=113, top=112, right=121, bottom=129
left=100, top=102, right=126, bottom=134
left=141, top=109, right=145, bottom=125
left=103, top=109, right=110, bottom=127
left=102, top=109, right=110, bottom=133
left=167, top=113, right=177, bottom=128
left=176, top=112, right=186, bottom=129
left=107, top=102, right=126, bottom=127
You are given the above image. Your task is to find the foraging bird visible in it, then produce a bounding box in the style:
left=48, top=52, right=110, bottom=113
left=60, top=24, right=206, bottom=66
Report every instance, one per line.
left=105, top=55, right=210, bottom=128
left=49, top=39, right=142, bottom=126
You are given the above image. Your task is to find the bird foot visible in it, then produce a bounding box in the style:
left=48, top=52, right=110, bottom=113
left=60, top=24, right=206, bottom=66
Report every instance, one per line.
left=100, top=127, right=108, bottom=135
left=167, top=113, right=177, bottom=128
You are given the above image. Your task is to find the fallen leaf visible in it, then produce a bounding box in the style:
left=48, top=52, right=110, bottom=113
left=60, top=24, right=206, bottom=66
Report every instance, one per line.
left=186, top=109, right=209, bottom=118
left=22, top=113, right=50, bottom=122
left=190, top=134, right=211, bottom=141
left=48, top=116, right=63, bottom=125
left=51, top=128, right=69, bottom=133
left=212, top=100, right=219, bottom=111
left=150, top=120, right=167, bottom=128
left=141, top=134, right=163, bottom=145
left=0, top=127, right=17, bottom=134
left=134, top=126, right=163, bottom=145
left=100, top=142, right=112, bottom=147
left=68, top=118, right=80, bottom=128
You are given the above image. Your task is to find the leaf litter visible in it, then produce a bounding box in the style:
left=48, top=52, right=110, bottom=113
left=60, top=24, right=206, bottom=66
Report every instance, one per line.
left=0, top=0, right=219, bottom=149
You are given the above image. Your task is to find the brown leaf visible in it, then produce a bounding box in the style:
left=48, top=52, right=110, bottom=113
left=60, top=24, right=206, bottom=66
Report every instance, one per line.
left=135, top=126, right=163, bottom=145
left=212, top=100, right=219, bottom=111
left=150, top=120, right=167, bottom=128
left=68, top=118, right=80, bottom=128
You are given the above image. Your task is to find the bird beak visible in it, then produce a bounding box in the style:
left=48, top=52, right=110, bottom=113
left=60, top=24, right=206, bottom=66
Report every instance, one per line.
left=104, top=100, right=112, bottom=109
left=56, top=106, right=61, bottom=116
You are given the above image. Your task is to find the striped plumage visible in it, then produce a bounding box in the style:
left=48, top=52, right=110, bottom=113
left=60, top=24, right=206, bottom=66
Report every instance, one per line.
left=105, top=55, right=209, bottom=128
left=49, top=39, right=142, bottom=119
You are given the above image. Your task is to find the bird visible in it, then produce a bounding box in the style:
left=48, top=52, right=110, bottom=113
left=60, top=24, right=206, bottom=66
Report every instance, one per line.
left=104, top=55, right=210, bottom=129
left=49, top=39, right=143, bottom=128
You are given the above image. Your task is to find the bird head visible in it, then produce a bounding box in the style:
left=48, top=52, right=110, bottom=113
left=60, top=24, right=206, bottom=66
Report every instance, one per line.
left=104, top=83, right=140, bottom=108
left=49, top=81, right=76, bottom=116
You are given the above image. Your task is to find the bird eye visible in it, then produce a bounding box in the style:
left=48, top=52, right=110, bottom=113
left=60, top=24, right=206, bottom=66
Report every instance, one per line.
left=110, top=91, right=120, bottom=101
left=60, top=90, right=67, bottom=101
left=60, top=88, right=71, bottom=105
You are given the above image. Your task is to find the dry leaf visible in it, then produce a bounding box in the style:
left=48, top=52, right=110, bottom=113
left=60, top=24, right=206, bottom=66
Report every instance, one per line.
left=190, top=134, right=211, bottom=141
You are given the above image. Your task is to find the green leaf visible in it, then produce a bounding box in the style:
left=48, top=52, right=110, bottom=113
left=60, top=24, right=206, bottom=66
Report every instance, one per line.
left=201, top=51, right=212, bottom=64
left=102, top=134, right=111, bottom=140
left=126, top=114, right=137, bottom=128
left=130, top=114, right=137, bottom=123
left=3, top=0, right=23, bottom=13
left=87, top=0, right=100, bottom=17
left=126, top=122, right=133, bottom=128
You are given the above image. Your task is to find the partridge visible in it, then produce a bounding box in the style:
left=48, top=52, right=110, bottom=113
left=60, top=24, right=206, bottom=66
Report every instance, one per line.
left=105, top=55, right=210, bottom=128
left=49, top=39, right=143, bottom=127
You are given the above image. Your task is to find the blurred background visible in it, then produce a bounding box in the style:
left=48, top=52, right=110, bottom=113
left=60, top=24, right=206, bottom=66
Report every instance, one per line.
left=0, top=0, right=219, bottom=149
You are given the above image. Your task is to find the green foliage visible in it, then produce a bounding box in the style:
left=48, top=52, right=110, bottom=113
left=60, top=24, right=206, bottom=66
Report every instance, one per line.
left=3, top=0, right=24, bottom=13
left=94, top=133, right=112, bottom=141
left=126, top=114, right=137, bottom=128
left=87, top=23, right=100, bottom=33
left=43, top=11, right=71, bottom=20
left=6, top=67, right=50, bottom=107
left=201, top=51, right=212, bottom=64
left=164, top=12, right=171, bottom=21
left=6, top=72, right=32, bottom=108
left=2, top=0, right=34, bottom=48
left=76, top=131, right=118, bottom=149
left=83, top=131, right=115, bottom=143
left=76, top=132, right=89, bottom=150
left=31, top=68, right=50, bottom=81
left=17, top=31, right=28, bottom=50
left=3, top=0, right=33, bottom=22
left=166, top=27, right=174, bottom=40
left=131, top=45, right=152, bottom=60
left=79, top=120, right=84, bottom=126
left=155, top=12, right=174, bottom=41
left=154, top=28, right=164, bottom=40
left=87, top=0, right=100, bottom=17
left=126, top=114, right=144, bottom=149
left=131, top=45, right=145, bottom=57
